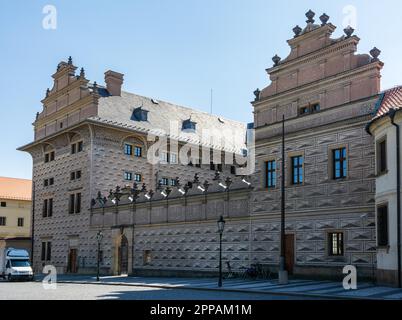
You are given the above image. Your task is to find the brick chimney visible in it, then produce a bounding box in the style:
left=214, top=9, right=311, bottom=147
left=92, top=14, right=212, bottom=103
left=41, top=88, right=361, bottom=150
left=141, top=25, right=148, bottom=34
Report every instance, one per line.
left=104, top=70, right=124, bottom=96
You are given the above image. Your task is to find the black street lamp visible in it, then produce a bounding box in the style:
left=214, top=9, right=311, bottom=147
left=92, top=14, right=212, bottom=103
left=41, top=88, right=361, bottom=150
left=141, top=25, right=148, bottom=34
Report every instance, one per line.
left=217, top=215, right=226, bottom=287
left=96, top=231, right=103, bottom=282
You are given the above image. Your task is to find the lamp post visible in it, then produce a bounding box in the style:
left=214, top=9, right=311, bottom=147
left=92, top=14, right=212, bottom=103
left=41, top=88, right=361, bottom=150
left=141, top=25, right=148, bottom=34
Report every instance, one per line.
left=279, top=114, right=288, bottom=284
left=96, top=231, right=103, bottom=282
left=217, top=215, right=226, bottom=287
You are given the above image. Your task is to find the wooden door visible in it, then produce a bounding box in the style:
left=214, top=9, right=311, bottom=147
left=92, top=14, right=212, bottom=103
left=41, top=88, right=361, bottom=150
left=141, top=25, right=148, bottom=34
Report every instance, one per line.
left=285, top=234, right=295, bottom=275
left=68, top=249, right=78, bottom=273
left=119, top=236, right=129, bottom=275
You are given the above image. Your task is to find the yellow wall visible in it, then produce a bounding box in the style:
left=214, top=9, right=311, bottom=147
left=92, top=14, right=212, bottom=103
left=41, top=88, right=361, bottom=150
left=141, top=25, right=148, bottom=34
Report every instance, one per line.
left=0, top=198, right=31, bottom=238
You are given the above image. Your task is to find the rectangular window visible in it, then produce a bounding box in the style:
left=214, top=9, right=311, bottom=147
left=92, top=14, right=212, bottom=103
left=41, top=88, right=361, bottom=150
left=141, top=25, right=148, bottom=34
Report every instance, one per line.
left=41, top=242, right=51, bottom=261
left=77, top=141, right=83, bottom=152
left=69, top=193, right=81, bottom=214
left=160, top=178, right=169, bottom=186
left=333, top=148, right=347, bottom=179
left=42, top=199, right=48, bottom=218
left=328, top=232, right=344, bottom=256
left=75, top=193, right=81, bottom=214
left=170, top=153, right=177, bottom=164
left=76, top=171, right=81, bottom=180
left=265, top=160, right=276, bottom=188
left=70, top=171, right=76, bottom=181
left=44, top=179, right=49, bottom=187
left=0, top=217, right=6, bottom=226
left=124, top=144, right=133, bottom=155
left=71, top=143, right=76, bottom=154
left=291, top=156, right=303, bottom=185
left=299, top=106, right=309, bottom=115
left=17, top=218, right=24, bottom=227
left=378, top=139, right=387, bottom=175
left=230, top=166, right=236, bottom=175
left=49, top=177, right=54, bottom=185
left=48, top=198, right=53, bottom=217
left=45, top=151, right=55, bottom=163
left=134, top=174, right=142, bottom=182
left=41, top=242, right=46, bottom=261
left=0, top=202, right=6, bottom=207
left=69, top=194, right=75, bottom=214
left=377, top=205, right=389, bottom=247
left=170, top=178, right=177, bottom=187
left=160, top=152, right=169, bottom=163
left=124, top=172, right=133, bottom=181
left=217, top=164, right=223, bottom=172
left=134, top=146, right=142, bottom=157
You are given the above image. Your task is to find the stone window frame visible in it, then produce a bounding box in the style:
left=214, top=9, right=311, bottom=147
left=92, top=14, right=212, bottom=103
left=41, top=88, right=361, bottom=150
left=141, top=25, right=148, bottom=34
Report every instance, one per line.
left=287, top=151, right=305, bottom=187
left=376, top=202, right=390, bottom=250
left=325, top=229, right=346, bottom=261
left=134, top=173, right=142, bottom=183
left=376, top=135, right=388, bottom=177
left=71, top=140, right=84, bottom=155
left=44, top=150, right=55, bottom=163
left=68, top=192, right=82, bottom=215
left=261, top=157, right=277, bottom=189
left=327, top=143, right=349, bottom=182
left=17, top=217, right=24, bottom=227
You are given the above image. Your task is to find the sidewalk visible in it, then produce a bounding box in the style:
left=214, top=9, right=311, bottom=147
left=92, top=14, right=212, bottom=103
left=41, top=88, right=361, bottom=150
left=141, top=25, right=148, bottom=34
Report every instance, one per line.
left=37, top=274, right=402, bottom=300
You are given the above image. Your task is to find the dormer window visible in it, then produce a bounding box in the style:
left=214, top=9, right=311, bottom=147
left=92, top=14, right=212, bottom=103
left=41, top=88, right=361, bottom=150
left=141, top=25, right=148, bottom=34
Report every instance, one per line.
left=132, top=107, right=149, bottom=122
left=182, top=119, right=197, bottom=131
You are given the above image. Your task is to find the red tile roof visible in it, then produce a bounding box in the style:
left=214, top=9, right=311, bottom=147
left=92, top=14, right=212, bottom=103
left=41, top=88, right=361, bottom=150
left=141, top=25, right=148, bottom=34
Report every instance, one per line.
left=374, top=86, right=402, bottom=118
left=0, top=177, right=32, bottom=201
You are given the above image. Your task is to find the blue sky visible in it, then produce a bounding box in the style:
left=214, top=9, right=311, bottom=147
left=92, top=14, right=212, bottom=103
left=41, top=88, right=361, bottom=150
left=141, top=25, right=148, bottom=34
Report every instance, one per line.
left=1, top=0, right=402, bottom=179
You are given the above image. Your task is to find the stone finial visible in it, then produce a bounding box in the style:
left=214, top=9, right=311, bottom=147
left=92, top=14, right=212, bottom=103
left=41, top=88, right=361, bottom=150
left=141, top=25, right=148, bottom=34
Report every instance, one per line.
left=344, top=26, right=355, bottom=38
left=80, top=67, right=85, bottom=79
left=93, top=81, right=98, bottom=94
left=305, top=10, right=315, bottom=24
left=36, top=112, right=39, bottom=120
left=272, top=54, right=281, bottom=67
left=293, top=25, right=302, bottom=37
left=370, top=47, right=381, bottom=61
left=253, top=88, right=260, bottom=101
left=46, top=88, right=50, bottom=97
left=68, top=56, right=73, bottom=65
left=319, top=13, right=329, bottom=26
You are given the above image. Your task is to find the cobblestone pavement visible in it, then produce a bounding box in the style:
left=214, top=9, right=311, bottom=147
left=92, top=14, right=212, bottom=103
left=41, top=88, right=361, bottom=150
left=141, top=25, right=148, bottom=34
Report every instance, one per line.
left=32, top=275, right=402, bottom=300
left=0, top=281, right=315, bottom=300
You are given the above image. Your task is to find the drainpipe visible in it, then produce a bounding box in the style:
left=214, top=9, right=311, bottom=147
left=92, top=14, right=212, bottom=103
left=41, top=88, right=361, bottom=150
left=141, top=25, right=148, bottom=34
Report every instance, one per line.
left=389, top=108, right=402, bottom=288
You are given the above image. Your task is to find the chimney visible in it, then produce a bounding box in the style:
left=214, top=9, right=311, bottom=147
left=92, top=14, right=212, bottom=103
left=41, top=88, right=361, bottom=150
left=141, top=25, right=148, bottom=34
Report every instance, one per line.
left=104, top=70, right=124, bottom=96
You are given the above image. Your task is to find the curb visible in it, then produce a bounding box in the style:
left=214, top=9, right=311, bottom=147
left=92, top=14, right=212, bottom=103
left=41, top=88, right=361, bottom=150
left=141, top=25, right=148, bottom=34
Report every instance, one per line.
left=42, top=279, right=387, bottom=301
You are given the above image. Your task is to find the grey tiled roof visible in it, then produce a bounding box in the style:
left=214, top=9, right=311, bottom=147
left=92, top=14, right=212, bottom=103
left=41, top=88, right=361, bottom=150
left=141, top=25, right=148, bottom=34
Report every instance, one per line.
left=90, top=91, right=247, bottom=153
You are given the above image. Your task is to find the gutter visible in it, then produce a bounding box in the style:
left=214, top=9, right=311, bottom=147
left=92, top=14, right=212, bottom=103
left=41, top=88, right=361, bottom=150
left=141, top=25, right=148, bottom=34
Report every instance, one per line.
left=389, top=108, right=402, bottom=288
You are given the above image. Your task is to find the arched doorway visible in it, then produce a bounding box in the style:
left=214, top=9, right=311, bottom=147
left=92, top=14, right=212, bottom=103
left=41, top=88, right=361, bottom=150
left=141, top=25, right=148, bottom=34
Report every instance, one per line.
left=118, top=235, right=129, bottom=275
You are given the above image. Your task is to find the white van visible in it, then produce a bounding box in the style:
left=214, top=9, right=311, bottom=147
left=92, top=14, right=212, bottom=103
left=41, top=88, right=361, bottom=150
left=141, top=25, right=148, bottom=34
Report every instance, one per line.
left=0, top=248, right=34, bottom=281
